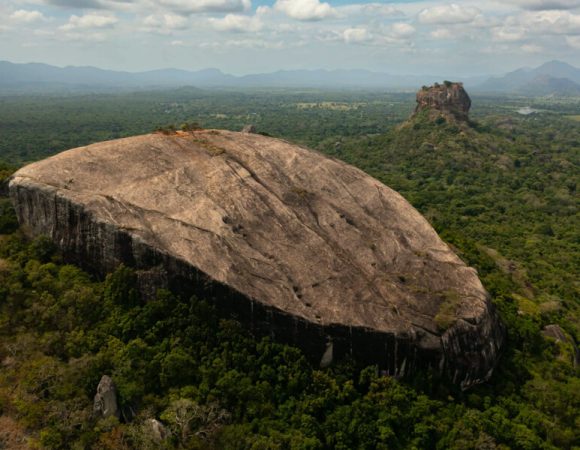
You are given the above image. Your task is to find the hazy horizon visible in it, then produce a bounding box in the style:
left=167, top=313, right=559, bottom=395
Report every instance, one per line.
left=1, top=0, right=580, bottom=77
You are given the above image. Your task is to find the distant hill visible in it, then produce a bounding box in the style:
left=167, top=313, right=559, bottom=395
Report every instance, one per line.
left=0, top=61, right=234, bottom=92
left=520, top=74, right=580, bottom=96
left=477, top=60, right=580, bottom=95
left=0, top=60, right=487, bottom=93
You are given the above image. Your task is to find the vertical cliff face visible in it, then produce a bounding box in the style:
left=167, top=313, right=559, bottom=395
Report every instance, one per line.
left=415, top=82, right=471, bottom=121
left=9, top=130, right=504, bottom=388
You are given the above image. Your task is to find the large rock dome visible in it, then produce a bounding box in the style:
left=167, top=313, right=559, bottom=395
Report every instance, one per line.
left=9, top=129, right=503, bottom=388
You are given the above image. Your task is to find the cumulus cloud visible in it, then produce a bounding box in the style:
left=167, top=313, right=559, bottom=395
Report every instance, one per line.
left=274, top=0, right=337, bottom=21
left=60, top=13, right=117, bottom=31
left=492, top=26, right=526, bottom=41
left=41, top=0, right=136, bottom=10
left=209, top=14, right=263, bottom=32
left=10, top=10, right=46, bottom=23
left=418, top=4, right=481, bottom=25
left=156, top=0, right=251, bottom=14
left=198, top=38, right=286, bottom=49
left=506, top=0, right=580, bottom=10
left=517, top=10, right=580, bottom=34
left=430, top=28, right=453, bottom=39
left=338, top=3, right=403, bottom=18
left=342, top=27, right=372, bottom=43
left=390, top=23, right=415, bottom=38
left=42, top=0, right=103, bottom=8
left=143, top=13, right=188, bottom=33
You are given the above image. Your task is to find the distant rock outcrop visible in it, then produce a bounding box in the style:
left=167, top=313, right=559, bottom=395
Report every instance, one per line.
left=9, top=130, right=503, bottom=388
left=415, top=82, right=471, bottom=121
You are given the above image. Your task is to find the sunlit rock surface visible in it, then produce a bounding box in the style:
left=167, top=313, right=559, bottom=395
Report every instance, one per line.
left=10, top=130, right=503, bottom=388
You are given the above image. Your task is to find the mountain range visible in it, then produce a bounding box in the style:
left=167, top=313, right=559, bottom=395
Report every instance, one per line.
left=1, top=60, right=579, bottom=95
left=478, top=60, right=580, bottom=95
left=0, top=60, right=486, bottom=92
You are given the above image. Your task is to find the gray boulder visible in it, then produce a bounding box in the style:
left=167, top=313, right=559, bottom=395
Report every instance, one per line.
left=93, top=375, right=120, bottom=419
left=145, top=418, right=168, bottom=441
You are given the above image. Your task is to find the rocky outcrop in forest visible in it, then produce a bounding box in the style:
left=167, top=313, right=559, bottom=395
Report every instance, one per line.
left=415, top=82, right=471, bottom=121
left=9, top=129, right=503, bottom=388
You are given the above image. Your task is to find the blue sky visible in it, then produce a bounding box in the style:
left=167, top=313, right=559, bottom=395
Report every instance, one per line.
left=1, top=0, right=580, bottom=76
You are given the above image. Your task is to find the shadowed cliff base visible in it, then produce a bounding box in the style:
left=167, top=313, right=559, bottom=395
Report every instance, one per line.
left=9, top=128, right=504, bottom=389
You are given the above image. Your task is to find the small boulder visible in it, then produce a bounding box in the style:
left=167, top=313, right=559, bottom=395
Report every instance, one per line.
left=93, top=375, right=120, bottom=419
left=319, top=337, right=333, bottom=368
left=145, top=418, right=168, bottom=441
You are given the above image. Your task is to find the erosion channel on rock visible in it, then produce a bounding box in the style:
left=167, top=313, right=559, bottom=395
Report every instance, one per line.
left=9, top=129, right=504, bottom=389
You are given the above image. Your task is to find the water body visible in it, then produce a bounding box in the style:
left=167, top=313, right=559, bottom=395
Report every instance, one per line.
left=517, top=106, right=538, bottom=115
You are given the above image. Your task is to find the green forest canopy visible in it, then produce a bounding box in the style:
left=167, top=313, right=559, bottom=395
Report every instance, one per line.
left=0, top=90, right=578, bottom=449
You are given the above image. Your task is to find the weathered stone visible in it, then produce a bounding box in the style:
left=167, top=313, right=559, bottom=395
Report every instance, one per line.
left=319, top=337, right=334, bottom=368
left=145, top=418, right=168, bottom=441
left=542, top=324, right=580, bottom=367
left=543, top=324, right=567, bottom=341
left=415, top=82, right=471, bottom=121
left=9, top=130, right=504, bottom=388
left=93, top=375, right=120, bottom=419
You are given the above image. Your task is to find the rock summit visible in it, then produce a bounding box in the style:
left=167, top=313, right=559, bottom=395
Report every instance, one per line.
left=415, top=82, right=471, bottom=121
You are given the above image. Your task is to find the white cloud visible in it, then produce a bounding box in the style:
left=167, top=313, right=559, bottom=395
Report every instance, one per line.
left=338, top=3, right=403, bottom=18
left=10, top=10, right=46, bottom=23
left=520, top=43, right=543, bottom=52
left=418, top=4, right=481, bottom=25
left=506, top=0, right=580, bottom=10
left=209, top=14, right=263, bottom=32
left=274, top=0, right=337, bottom=21
left=391, top=23, right=415, bottom=38
left=156, top=0, right=251, bottom=14
left=430, top=28, right=453, bottom=39
left=143, top=13, right=188, bottom=33
left=342, top=27, right=372, bottom=43
left=198, top=38, right=286, bottom=49
left=492, top=26, right=526, bottom=41
left=517, top=10, right=580, bottom=34
left=60, top=31, right=108, bottom=42
left=60, top=13, right=118, bottom=31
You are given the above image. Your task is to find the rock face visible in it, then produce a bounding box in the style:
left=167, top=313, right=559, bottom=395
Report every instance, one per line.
left=145, top=418, right=168, bottom=441
left=415, top=82, right=471, bottom=121
left=542, top=324, right=580, bottom=367
left=94, top=375, right=120, bottom=419
left=9, top=130, right=503, bottom=388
